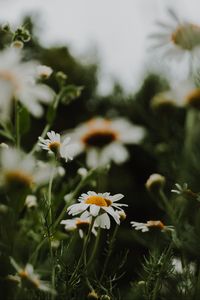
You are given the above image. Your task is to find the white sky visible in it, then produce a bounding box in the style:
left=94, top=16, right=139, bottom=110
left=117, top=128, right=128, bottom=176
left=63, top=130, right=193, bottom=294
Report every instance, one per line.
left=1, top=0, right=200, bottom=94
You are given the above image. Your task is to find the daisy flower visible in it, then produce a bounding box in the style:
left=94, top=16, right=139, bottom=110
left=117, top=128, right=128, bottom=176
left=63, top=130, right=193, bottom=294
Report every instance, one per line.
left=67, top=191, right=127, bottom=229
left=0, top=48, right=54, bottom=121
left=38, top=131, right=73, bottom=162
left=61, top=217, right=96, bottom=238
left=150, top=9, right=200, bottom=70
left=10, top=258, right=56, bottom=294
left=0, top=147, right=51, bottom=189
left=152, top=80, right=200, bottom=109
left=131, top=220, right=170, bottom=232
left=65, top=117, right=145, bottom=168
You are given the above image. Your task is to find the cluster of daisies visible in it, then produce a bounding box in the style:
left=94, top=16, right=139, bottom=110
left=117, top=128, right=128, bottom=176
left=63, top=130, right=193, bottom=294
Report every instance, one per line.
left=3, top=10, right=200, bottom=295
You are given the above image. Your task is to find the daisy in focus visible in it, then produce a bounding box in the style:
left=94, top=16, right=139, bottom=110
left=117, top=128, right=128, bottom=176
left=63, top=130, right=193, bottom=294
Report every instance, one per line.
left=131, top=220, right=173, bottom=232
left=67, top=191, right=127, bottom=229
left=38, top=131, right=73, bottom=162
left=0, top=147, right=51, bottom=189
left=150, top=9, right=200, bottom=71
left=65, top=117, right=145, bottom=168
left=0, top=48, right=54, bottom=121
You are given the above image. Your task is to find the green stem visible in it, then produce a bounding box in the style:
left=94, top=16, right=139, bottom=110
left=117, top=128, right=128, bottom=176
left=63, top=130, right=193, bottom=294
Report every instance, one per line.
left=47, top=165, right=56, bottom=300
left=29, top=238, right=47, bottom=264
left=100, top=224, right=119, bottom=282
left=87, top=227, right=101, bottom=269
left=15, top=100, right=20, bottom=148
left=70, top=218, right=94, bottom=284
left=53, top=170, right=95, bottom=229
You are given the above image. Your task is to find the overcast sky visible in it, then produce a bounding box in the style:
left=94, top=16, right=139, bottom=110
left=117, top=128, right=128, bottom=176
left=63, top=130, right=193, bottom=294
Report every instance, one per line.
left=1, top=0, right=200, bottom=94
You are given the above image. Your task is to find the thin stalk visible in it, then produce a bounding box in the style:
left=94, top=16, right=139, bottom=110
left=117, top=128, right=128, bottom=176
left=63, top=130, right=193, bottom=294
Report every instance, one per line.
left=70, top=218, right=95, bottom=284
left=15, top=100, right=20, bottom=148
left=100, top=224, right=119, bottom=282
left=29, top=238, right=47, bottom=264
left=159, top=190, right=175, bottom=221
left=47, top=165, right=56, bottom=300
left=87, top=227, right=101, bottom=269
left=54, top=170, right=94, bottom=229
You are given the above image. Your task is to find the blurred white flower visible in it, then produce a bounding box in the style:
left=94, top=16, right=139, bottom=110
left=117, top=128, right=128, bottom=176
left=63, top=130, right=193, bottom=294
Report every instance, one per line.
left=61, top=216, right=96, bottom=238
left=0, top=48, right=54, bottom=120
left=0, top=148, right=51, bottom=189
left=77, top=167, right=88, bottom=177
left=38, top=131, right=73, bottom=162
left=152, top=80, right=200, bottom=109
left=67, top=191, right=127, bottom=229
left=10, top=259, right=56, bottom=294
left=57, top=166, right=65, bottom=177
left=131, top=220, right=165, bottom=232
left=65, top=117, right=145, bottom=168
left=150, top=9, right=200, bottom=69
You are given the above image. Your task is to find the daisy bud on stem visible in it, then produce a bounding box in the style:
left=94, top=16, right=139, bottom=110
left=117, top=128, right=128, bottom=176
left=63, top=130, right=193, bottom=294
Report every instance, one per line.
left=145, top=173, right=166, bottom=193
left=100, top=295, right=111, bottom=300
left=1, top=22, right=10, bottom=32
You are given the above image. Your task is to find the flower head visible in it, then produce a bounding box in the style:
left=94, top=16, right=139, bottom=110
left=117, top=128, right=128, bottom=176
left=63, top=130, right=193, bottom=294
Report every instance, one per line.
left=149, top=9, right=200, bottom=71
left=0, top=48, right=54, bottom=120
left=64, top=117, right=145, bottom=168
left=0, top=148, right=51, bottom=189
left=61, top=216, right=96, bottom=238
left=38, top=131, right=73, bottom=162
left=131, top=220, right=165, bottom=232
left=10, top=259, right=56, bottom=294
left=152, top=80, right=200, bottom=109
left=67, top=191, right=127, bottom=229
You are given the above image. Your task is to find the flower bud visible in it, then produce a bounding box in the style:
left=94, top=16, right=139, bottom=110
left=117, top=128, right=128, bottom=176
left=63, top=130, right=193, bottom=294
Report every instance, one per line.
left=87, top=290, right=99, bottom=299
left=145, top=173, right=165, bottom=193
left=56, top=71, right=67, bottom=83
left=100, top=295, right=111, bottom=300
left=77, top=167, right=88, bottom=177
left=117, top=210, right=126, bottom=221
left=2, top=22, right=10, bottom=32
left=11, top=40, right=24, bottom=49
left=37, top=65, right=53, bottom=79
left=25, top=195, right=37, bottom=209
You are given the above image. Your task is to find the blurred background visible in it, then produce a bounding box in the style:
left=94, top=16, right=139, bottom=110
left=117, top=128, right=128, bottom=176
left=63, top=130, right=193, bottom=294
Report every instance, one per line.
left=1, top=1, right=200, bottom=298
left=1, top=0, right=200, bottom=95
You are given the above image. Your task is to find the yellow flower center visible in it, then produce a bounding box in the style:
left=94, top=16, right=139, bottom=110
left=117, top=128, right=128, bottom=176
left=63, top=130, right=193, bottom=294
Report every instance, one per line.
left=19, top=270, right=40, bottom=288
left=48, top=141, right=60, bottom=153
left=18, top=270, right=28, bottom=279
left=5, top=170, right=33, bottom=188
left=171, top=23, right=200, bottom=50
left=147, top=220, right=165, bottom=230
left=186, top=88, right=200, bottom=109
left=85, top=195, right=112, bottom=207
